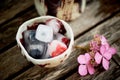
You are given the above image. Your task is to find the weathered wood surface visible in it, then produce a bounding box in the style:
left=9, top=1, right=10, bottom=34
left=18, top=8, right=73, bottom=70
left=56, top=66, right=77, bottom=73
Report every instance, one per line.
left=67, top=34, right=120, bottom=80
left=113, top=39, right=120, bottom=65
left=0, top=46, right=34, bottom=80
left=0, top=0, right=120, bottom=80
left=13, top=9, right=120, bottom=80
left=116, top=76, right=120, bottom=80
left=69, top=0, right=120, bottom=37
left=1, top=0, right=120, bottom=53
left=66, top=60, right=120, bottom=80
left=66, top=12, right=120, bottom=80
left=75, top=13, right=120, bottom=65
left=0, top=0, right=34, bottom=25
left=0, top=9, right=38, bottom=52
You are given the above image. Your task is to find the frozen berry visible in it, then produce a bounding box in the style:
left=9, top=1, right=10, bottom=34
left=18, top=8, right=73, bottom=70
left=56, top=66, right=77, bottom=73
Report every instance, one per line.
left=47, top=40, right=67, bottom=57
left=54, top=33, right=70, bottom=46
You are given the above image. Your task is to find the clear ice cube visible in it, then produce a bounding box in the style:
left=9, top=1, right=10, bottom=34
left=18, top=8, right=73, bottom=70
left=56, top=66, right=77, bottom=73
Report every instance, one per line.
left=54, top=33, right=65, bottom=41
left=35, top=24, right=53, bottom=43
left=23, top=30, right=50, bottom=59
left=54, top=33, right=70, bottom=46
left=46, top=19, right=60, bottom=34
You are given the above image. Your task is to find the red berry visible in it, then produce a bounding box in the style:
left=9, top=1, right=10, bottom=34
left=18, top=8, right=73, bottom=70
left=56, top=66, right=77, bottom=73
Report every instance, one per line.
left=51, top=44, right=67, bottom=57
left=62, top=38, right=70, bottom=47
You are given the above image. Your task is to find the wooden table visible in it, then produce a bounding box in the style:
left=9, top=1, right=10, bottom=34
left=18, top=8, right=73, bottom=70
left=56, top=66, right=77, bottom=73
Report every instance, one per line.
left=0, top=0, right=120, bottom=80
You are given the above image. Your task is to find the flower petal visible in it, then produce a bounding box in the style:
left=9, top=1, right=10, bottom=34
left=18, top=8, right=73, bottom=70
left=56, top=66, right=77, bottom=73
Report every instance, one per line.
left=85, top=53, right=91, bottom=63
left=108, top=47, right=117, bottom=55
left=77, top=55, right=86, bottom=64
left=101, top=36, right=110, bottom=50
left=78, top=65, right=87, bottom=76
left=104, top=42, right=110, bottom=50
left=100, top=45, right=106, bottom=55
left=103, top=47, right=116, bottom=60
left=102, top=58, right=110, bottom=70
left=101, top=35, right=107, bottom=45
left=103, top=51, right=112, bottom=60
left=87, top=63, right=95, bottom=75
left=95, top=52, right=102, bottom=64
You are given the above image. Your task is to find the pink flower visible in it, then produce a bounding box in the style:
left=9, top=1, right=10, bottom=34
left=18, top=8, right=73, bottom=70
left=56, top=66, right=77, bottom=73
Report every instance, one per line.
left=90, top=40, right=100, bottom=52
left=95, top=44, right=116, bottom=70
left=77, top=53, right=95, bottom=76
left=101, top=35, right=108, bottom=45
left=77, top=35, right=117, bottom=76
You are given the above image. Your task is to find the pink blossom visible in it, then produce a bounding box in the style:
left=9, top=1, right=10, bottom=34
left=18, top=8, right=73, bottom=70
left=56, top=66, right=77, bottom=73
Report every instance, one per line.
left=77, top=53, right=95, bottom=76
left=95, top=45, right=116, bottom=70
left=90, top=40, right=100, bottom=52
left=100, top=35, right=108, bottom=45
left=77, top=35, right=117, bottom=76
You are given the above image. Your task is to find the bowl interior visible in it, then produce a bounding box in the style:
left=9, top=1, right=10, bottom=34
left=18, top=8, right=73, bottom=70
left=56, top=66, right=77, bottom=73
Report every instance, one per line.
left=16, top=16, right=74, bottom=67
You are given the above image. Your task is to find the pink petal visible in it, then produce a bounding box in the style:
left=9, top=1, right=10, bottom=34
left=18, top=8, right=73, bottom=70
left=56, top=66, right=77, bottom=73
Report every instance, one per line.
left=95, top=52, right=102, bottom=64
left=87, top=63, right=95, bottom=75
left=103, top=47, right=117, bottom=60
left=101, top=36, right=107, bottom=45
left=85, top=53, right=91, bottom=63
left=102, top=58, right=110, bottom=70
left=104, top=42, right=110, bottom=50
left=78, top=65, right=87, bottom=76
left=103, top=51, right=112, bottom=60
left=77, top=55, right=86, bottom=64
left=100, top=45, right=106, bottom=55
left=108, top=47, right=117, bottom=55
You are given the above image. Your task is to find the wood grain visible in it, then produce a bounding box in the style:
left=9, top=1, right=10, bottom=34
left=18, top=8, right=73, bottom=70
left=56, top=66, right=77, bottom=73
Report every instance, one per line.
left=112, top=39, right=120, bottom=65
left=66, top=60, right=120, bottom=80
left=69, top=0, right=120, bottom=37
left=66, top=34, right=120, bottom=80
left=0, top=9, right=38, bottom=51
left=116, top=76, right=120, bottom=80
left=0, top=46, right=33, bottom=80
left=0, top=0, right=34, bottom=25
left=1, top=0, right=120, bottom=51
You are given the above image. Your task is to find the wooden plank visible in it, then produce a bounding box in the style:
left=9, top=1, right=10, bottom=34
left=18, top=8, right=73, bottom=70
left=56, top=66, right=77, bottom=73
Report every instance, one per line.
left=116, top=76, right=120, bottom=80
left=0, top=9, right=38, bottom=51
left=112, top=39, right=120, bottom=65
left=69, top=0, right=120, bottom=37
left=67, top=24, right=120, bottom=80
left=13, top=10, right=120, bottom=80
left=13, top=49, right=81, bottom=80
left=75, top=13, right=120, bottom=65
left=0, top=46, right=33, bottom=80
left=1, top=0, right=120, bottom=51
left=66, top=60, right=120, bottom=80
left=0, top=0, right=34, bottom=25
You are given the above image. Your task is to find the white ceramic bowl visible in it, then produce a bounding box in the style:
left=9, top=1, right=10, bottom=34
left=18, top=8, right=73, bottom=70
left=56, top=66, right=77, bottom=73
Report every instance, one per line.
left=16, top=16, right=74, bottom=68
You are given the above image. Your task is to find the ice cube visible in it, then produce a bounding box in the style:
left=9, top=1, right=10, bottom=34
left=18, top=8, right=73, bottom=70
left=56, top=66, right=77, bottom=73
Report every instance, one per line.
left=54, top=33, right=66, bottom=41
left=35, top=24, right=53, bottom=43
left=46, top=19, right=61, bottom=34
left=47, top=40, right=67, bottom=57
left=54, top=33, right=70, bottom=46
left=23, top=30, right=49, bottom=59
left=23, top=30, right=36, bottom=43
